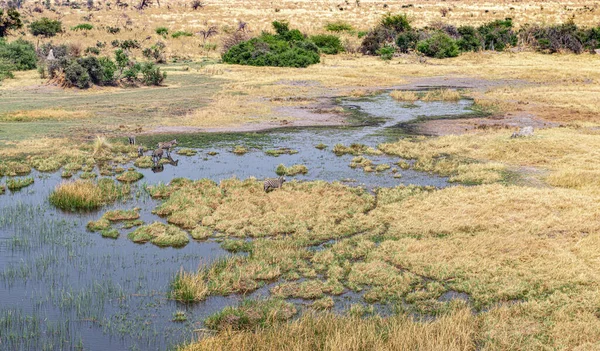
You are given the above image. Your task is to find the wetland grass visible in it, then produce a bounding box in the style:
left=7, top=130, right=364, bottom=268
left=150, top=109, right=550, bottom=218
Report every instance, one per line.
left=116, top=171, right=144, bottom=183
left=265, top=148, right=298, bottom=157
left=6, top=177, right=34, bottom=190
left=0, top=162, right=31, bottom=176
left=315, top=143, right=327, bottom=150
left=134, top=156, right=154, bottom=168
left=128, top=222, right=189, bottom=247
left=204, top=299, right=296, bottom=331
left=232, top=145, right=249, bottom=155
left=275, top=164, right=308, bottom=176
left=49, top=179, right=130, bottom=211
left=177, top=148, right=198, bottom=156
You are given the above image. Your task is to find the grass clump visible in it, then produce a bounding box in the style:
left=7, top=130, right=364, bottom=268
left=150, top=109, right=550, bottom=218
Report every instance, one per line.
left=172, top=311, right=187, bottom=322
left=116, top=170, right=143, bottom=183
left=0, top=162, right=31, bottom=176
left=49, top=179, right=129, bottom=211
left=86, top=218, right=110, bottom=232
left=349, top=156, right=373, bottom=169
left=102, top=208, right=140, bottom=222
left=128, top=222, right=189, bottom=247
left=190, top=226, right=212, bottom=240
left=422, top=89, right=461, bottom=102
left=315, top=143, right=327, bottom=150
left=29, top=156, right=62, bottom=172
left=375, top=164, right=391, bottom=172
left=169, top=268, right=209, bottom=302
left=0, top=185, right=4, bottom=195
left=80, top=171, right=97, bottom=179
left=6, top=177, right=34, bottom=190
left=311, top=296, right=334, bottom=310
left=232, top=145, right=249, bottom=155
left=325, top=21, right=353, bottom=32
left=177, top=148, right=197, bottom=156
left=134, top=156, right=153, bottom=168
left=205, top=299, right=296, bottom=331
left=122, top=219, right=144, bottom=229
left=100, top=228, right=119, bottom=239
left=333, top=143, right=381, bottom=156
left=275, top=164, right=308, bottom=176
left=265, top=148, right=298, bottom=157
left=390, top=90, right=418, bottom=102
left=222, top=21, right=320, bottom=68
left=221, top=239, right=253, bottom=253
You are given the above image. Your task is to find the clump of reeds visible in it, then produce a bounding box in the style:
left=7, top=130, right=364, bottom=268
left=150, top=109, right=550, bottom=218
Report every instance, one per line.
left=116, top=170, right=143, bottom=183
left=128, top=222, right=189, bottom=247
left=204, top=299, right=297, bottom=331
left=233, top=145, right=249, bottom=155
left=390, top=90, right=418, bottom=102
left=421, top=88, right=461, bottom=102
left=6, top=177, right=34, bottom=190
left=276, top=164, right=308, bottom=176
left=49, top=179, right=129, bottom=211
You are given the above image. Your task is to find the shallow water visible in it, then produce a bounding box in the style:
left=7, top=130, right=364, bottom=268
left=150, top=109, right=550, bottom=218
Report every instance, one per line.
left=0, top=93, right=474, bottom=350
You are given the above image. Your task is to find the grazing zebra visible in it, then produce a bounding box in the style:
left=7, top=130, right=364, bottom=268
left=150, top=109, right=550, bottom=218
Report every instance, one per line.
left=152, top=148, right=164, bottom=165
left=137, top=146, right=144, bottom=157
left=157, top=139, right=178, bottom=156
left=264, top=176, right=286, bottom=192
left=128, top=136, right=136, bottom=145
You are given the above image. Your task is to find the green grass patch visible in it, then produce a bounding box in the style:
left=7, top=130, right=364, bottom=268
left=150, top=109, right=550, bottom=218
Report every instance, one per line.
left=205, top=299, right=297, bottom=331
left=6, top=177, right=34, bottom=190
left=128, top=222, right=189, bottom=247
left=116, top=170, right=143, bottom=183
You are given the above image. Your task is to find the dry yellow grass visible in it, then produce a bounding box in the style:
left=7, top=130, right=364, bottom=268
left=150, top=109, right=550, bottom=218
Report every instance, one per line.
left=182, top=309, right=477, bottom=351
left=0, top=109, right=91, bottom=122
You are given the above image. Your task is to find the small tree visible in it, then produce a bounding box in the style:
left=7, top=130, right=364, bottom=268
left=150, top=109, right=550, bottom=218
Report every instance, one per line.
left=0, top=9, right=23, bottom=37
left=417, top=32, right=459, bottom=58
left=29, top=17, right=63, bottom=37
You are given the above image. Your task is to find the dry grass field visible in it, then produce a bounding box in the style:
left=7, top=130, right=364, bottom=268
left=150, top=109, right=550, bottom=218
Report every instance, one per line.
left=2, top=0, right=600, bottom=350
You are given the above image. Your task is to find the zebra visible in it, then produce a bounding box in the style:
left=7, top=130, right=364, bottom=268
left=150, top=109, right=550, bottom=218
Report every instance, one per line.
left=152, top=148, right=164, bottom=165
left=264, top=176, right=286, bottom=192
left=137, top=146, right=144, bottom=157
left=128, top=136, right=136, bottom=145
left=157, top=139, right=178, bottom=156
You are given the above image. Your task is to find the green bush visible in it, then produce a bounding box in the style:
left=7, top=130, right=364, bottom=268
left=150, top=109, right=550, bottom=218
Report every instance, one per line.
left=29, top=17, right=63, bottom=37
left=140, top=62, right=166, bottom=85
left=416, top=32, right=459, bottom=58
left=65, top=61, right=91, bottom=88
left=380, top=13, right=411, bottom=32
left=71, top=23, right=93, bottom=31
left=310, top=34, right=344, bottom=54
left=155, top=27, right=168, bottom=36
left=0, top=8, right=23, bottom=37
left=477, top=18, right=516, bottom=51
left=84, top=46, right=100, bottom=55
left=325, top=21, right=353, bottom=32
left=171, top=30, right=193, bottom=38
left=395, top=30, right=419, bottom=53
left=0, top=39, right=37, bottom=70
left=456, top=26, right=482, bottom=52
left=377, top=45, right=395, bottom=60
left=98, top=57, right=116, bottom=85
left=222, top=21, right=320, bottom=68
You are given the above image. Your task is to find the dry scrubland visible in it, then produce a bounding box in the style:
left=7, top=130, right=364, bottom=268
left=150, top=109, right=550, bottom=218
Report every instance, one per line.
left=1, top=0, right=600, bottom=350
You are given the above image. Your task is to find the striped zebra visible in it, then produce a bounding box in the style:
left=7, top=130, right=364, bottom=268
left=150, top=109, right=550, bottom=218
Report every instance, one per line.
left=137, top=146, right=144, bottom=157
left=157, top=139, right=178, bottom=156
left=152, top=148, right=164, bottom=165
left=128, top=136, right=136, bottom=145
left=264, top=176, right=286, bottom=192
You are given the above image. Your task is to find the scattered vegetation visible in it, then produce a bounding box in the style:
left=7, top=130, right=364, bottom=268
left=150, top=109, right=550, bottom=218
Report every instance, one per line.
left=116, top=170, right=143, bottom=183
left=264, top=148, right=298, bottom=157
left=205, top=299, right=296, bottom=331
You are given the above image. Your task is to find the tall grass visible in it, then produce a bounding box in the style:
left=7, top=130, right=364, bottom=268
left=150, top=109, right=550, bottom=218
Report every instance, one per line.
left=182, top=309, right=475, bottom=351
left=49, top=179, right=129, bottom=210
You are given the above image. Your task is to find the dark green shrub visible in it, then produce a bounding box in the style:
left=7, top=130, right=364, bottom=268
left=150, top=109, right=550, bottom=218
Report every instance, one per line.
left=377, top=45, right=395, bottom=60
left=523, top=21, right=594, bottom=54
left=71, top=23, right=93, bottom=31
left=395, top=30, right=419, bottom=52
left=457, top=26, right=482, bottom=52
left=98, top=57, right=116, bottom=85
left=360, top=25, right=396, bottom=55
left=64, top=61, right=90, bottom=88
left=325, top=21, right=353, bottom=32
left=380, top=13, right=411, bottom=32
left=77, top=56, right=103, bottom=85
left=155, top=27, right=168, bottom=37
left=0, top=8, right=23, bottom=37
left=119, top=39, right=140, bottom=50
left=85, top=46, right=100, bottom=55
left=310, top=34, right=344, bottom=54
left=29, top=17, right=63, bottom=37
left=222, top=21, right=320, bottom=68
left=357, top=31, right=368, bottom=38
left=416, top=32, right=459, bottom=58
left=140, top=62, right=166, bottom=85
left=142, top=41, right=166, bottom=63
left=171, top=30, right=193, bottom=38
left=478, top=18, right=517, bottom=51
left=106, top=26, right=120, bottom=34
left=0, top=59, right=15, bottom=81
left=0, top=38, right=37, bottom=70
